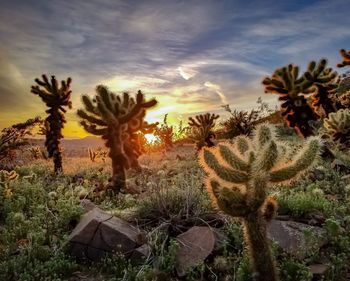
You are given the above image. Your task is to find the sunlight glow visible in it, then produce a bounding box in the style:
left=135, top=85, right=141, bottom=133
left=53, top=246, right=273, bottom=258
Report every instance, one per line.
left=144, top=133, right=159, bottom=144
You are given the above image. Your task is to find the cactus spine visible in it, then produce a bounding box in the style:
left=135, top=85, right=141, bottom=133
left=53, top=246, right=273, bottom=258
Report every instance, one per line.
left=199, top=124, right=321, bottom=281
left=188, top=113, right=219, bottom=150
left=31, top=75, right=72, bottom=173
left=323, top=109, right=350, bottom=149
left=77, top=86, right=157, bottom=193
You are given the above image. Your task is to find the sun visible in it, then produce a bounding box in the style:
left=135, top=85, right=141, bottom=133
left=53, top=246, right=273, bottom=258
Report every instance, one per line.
left=144, top=133, right=158, bottom=144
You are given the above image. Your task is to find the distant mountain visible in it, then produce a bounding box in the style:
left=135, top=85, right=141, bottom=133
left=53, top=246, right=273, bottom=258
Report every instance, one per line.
left=28, top=136, right=104, bottom=149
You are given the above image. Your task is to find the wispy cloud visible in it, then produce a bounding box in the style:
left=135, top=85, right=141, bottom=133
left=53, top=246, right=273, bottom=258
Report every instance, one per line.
left=0, top=0, right=349, bottom=136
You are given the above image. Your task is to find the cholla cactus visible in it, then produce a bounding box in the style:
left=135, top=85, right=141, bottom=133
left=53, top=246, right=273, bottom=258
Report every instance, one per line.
left=88, top=148, right=98, bottom=162
left=31, top=75, right=72, bottom=174
left=337, top=49, right=350, bottom=68
left=323, top=109, right=350, bottom=149
left=77, top=86, right=157, bottom=193
left=188, top=113, right=219, bottom=151
left=155, top=114, right=173, bottom=150
left=0, top=170, right=19, bottom=199
left=199, top=124, right=321, bottom=281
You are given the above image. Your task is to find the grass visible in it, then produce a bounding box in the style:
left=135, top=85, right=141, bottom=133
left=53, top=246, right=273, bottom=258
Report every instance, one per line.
left=1, top=138, right=350, bottom=281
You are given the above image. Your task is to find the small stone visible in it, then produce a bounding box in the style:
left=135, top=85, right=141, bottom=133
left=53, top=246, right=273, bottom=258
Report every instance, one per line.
left=309, top=264, right=329, bottom=276
left=130, top=244, right=151, bottom=265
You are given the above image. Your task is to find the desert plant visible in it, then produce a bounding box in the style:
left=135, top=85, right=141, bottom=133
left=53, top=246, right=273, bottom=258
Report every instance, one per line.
left=323, top=109, right=350, bottom=149
left=337, top=49, right=350, bottom=68
left=221, top=105, right=259, bottom=138
left=199, top=124, right=321, bottom=281
left=88, top=147, right=99, bottom=162
left=154, top=114, right=174, bottom=150
left=0, top=117, right=42, bottom=166
left=77, top=86, right=157, bottom=193
left=188, top=113, right=219, bottom=151
left=262, top=60, right=333, bottom=137
left=303, top=60, right=339, bottom=116
left=31, top=75, right=72, bottom=174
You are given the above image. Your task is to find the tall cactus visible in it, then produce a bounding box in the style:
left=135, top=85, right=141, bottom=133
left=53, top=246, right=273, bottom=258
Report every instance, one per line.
left=337, top=49, right=350, bottom=68
left=323, top=109, right=350, bottom=149
left=31, top=75, right=72, bottom=173
left=188, top=113, right=219, bottom=150
left=77, top=86, right=157, bottom=193
left=263, top=63, right=317, bottom=137
left=199, top=124, right=321, bottom=281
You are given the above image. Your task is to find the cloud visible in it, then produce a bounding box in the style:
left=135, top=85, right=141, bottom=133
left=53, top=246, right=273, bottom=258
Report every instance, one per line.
left=204, top=81, right=228, bottom=104
left=178, top=66, right=198, bottom=80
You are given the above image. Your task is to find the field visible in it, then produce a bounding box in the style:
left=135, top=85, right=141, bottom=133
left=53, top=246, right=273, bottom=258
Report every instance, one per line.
left=1, top=128, right=350, bottom=281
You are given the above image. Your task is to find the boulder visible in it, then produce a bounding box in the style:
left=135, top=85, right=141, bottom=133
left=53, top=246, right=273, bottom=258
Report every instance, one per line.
left=267, top=220, right=327, bottom=259
left=68, top=208, right=145, bottom=261
left=130, top=244, right=151, bottom=265
left=309, top=264, right=329, bottom=279
left=175, top=226, right=217, bottom=276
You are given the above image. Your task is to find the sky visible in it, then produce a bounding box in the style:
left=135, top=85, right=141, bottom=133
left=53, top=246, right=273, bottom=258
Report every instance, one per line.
left=0, top=0, right=350, bottom=138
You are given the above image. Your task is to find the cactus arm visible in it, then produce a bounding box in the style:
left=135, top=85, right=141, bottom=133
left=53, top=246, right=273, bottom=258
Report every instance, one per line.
left=217, top=143, right=249, bottom=171
left=200, top=148, right=249, bottom=184
left=269, top=137, right=321, bottom=182
left=337, top=49, right=350, bottom=68
left=77, top=109, right=107, bottom=126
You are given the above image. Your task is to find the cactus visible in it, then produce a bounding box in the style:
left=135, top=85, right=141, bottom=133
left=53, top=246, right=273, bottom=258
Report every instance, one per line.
left=337, top=49, right=350, bottom=68
left=77, top=86, right=157, bottom=193
left=188, top=113, right=219, bottom=150
left=303, top=59, right=339, bottom=116
left=323, top=109, right=350, bottom=149
left=31, top=75, right=72, bottom=173
left=199, top=124, right=321, bottom=281
left=263, top=62, right=319, bottom=137
left=0, top=170, right=19, bottom=200
left=88, top=148, right=99, bottom=162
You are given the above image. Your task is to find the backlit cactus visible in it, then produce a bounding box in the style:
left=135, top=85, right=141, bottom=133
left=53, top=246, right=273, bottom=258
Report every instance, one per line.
left=31, top=75, right=72, bottom=173
left=154, top=114, right=173, bottom=150
left=77, top=86, right=157, bottom=193
left=188, top=113, right=219, bottom=151
left=263, top=63, right=318, bottom=137
left=303, top=59, right=339, bottom=116
left=323, top=109, right=350, bottom=149
left=0, top=170, right=19, bottom=200
left=199, top=124, right=321, bottom=281
left=337, top=49, right=350, bottom=68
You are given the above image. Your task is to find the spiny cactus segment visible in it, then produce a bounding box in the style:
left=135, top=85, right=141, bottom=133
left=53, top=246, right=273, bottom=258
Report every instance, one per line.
left=337, top=49, right=350, bottom=68
left=323, top=109, right=350, bottom=149
left=188, top=113, right=219, bottom=151
left=199, top=124, right=322, bottom=281
left=77, top=86, right=157, bottom=193
left=31, top=75, right=72, bottom=174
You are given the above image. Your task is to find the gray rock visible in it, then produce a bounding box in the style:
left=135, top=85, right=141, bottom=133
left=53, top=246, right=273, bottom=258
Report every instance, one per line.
left=80, top=199, right=96, bottom=213
left=309, top=264, right=329, bottom=277
left=130, top=244, right=151, bottom=265
left=69, top=208, right=143, bottom=261
left=267, top=220, right=327, bottom=259
left=175, top=226, right=216, bottom=276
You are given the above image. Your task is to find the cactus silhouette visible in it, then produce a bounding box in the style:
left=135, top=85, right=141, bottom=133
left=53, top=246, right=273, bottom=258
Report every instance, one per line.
left=155, top=114, right=173, bottom=150
left=31, top=75, right=72, bottom=173
left=188, top=113, right=219, bottom=150
left=77, top=86, right=157, bottom=193
left=303, top=59, right=339, bottom=116
left=337, top=49, right=350, bottom=68
left=323, top=109, right=350, bottom=149
left=199, top=124, right=321, bottom=281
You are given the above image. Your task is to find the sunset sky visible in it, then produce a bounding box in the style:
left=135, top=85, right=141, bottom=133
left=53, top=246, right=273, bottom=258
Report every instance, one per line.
left=1, top=0, right=350, bottom=137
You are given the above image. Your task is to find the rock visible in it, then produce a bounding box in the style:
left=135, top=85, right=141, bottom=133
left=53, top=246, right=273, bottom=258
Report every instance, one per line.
left=309, top=264, right=329, bottom=278
left=306, top=211, right=326, bottom=226
left=175, top=226, right=216, bottom=276
left=267, top=220, right=327, bottom=259
left=130, top=244, right=151, bottom=265
left=68, top=208, right=144, bottom=261
left=80, top=199, right=96, bottom=213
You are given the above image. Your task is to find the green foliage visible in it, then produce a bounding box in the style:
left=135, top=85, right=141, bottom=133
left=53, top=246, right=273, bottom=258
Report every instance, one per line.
left=188, top=113, right=219, bottom=151
left=77, top=86, right=157, bottom=193
left=199, top=124, right=321, bottom=281
left=279, top=258, right=312, bottom=281
left=31, top=75, right=72, bottom=174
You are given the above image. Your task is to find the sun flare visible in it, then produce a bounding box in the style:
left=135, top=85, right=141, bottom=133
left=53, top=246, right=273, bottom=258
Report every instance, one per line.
left=144, top=133, right=159, bottom=144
